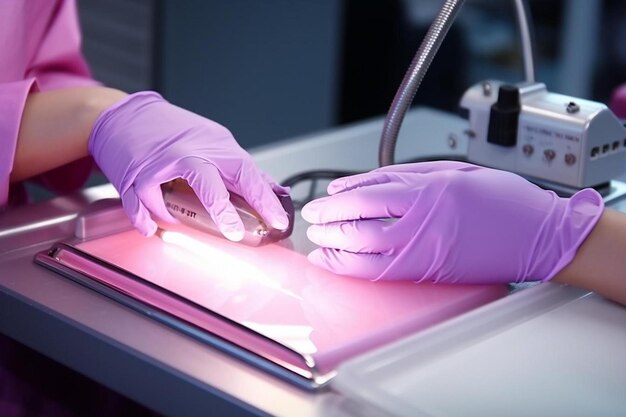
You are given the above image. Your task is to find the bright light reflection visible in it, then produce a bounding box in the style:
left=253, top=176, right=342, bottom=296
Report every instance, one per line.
left=243, top=322, right=317, bottom=354
left=0, top=214, right=77, bottom=239
left=158, top=229, right=303, bottom=301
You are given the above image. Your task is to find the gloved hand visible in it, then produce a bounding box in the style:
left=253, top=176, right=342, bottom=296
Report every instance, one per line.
left=89, top=91, right=290, bottom=239
left=301, top=161, right=604, bottom=284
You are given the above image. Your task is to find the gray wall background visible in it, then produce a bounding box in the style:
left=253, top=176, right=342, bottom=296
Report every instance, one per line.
left=76, top=0, right=621, bottom=149
left=159, top=0, right=343, bottom=149
left=78, top=0, right=157, bottom=93
left=78, top=0, right=343, bottom=150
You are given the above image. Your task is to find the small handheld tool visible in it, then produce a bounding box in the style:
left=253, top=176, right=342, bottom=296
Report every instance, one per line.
left=161, top=179, right=294, bottom=246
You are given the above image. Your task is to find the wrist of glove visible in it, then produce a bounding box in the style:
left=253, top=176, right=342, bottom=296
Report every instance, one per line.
left=302, top=161, right=604, bottom=284
left=89, top=91, right=289, bottom=238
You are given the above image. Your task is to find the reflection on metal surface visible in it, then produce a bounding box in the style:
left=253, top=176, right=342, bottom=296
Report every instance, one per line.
left=243, top=322, right=317, bottom=355
left=157, top=228, right=303, bottom=300
left=35, top=242, right=320, bottom=389
left=35, top=220, right=507, bottom=390
left=0, top=214, right=77, bottom=239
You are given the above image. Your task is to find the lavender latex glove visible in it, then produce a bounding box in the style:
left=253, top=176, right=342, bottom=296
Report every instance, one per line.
left=89, top=91, right=289, bottom=238
left=302, top=161, right=604, bottom=284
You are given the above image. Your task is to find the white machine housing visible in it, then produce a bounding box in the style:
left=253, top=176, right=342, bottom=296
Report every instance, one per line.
left=460, top=81, right=626, bottom=189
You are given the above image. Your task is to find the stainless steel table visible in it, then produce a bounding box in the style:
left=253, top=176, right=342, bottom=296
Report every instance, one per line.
left=2, top=108, right=625, bottom=417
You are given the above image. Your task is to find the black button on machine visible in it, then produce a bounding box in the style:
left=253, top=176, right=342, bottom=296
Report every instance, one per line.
left=487, top=85, right=520, bottom=147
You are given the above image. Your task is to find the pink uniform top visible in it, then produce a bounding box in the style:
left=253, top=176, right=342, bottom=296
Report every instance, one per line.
left=0, top=0, right=98, bottom=207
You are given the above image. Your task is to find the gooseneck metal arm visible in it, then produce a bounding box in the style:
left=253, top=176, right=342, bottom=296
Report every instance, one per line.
left=378, top=0, right=535, bottom=167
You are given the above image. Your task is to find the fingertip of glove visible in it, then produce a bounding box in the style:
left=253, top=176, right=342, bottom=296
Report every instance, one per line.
left=138, top=221, right=158, bottom=237
left=270, top=213, right=290, bottom=231
left=306, top=225, right=326, bottom=246
left=301, top=199, right=325, bottom=223
left=263, top=200, right=290, bottom=230
left=307, top=249, right=324, bottom=268
left=327, top=180, right=346, bottom=195
left=571, top=187, right=605, bottom=212
left=222, top=227, right=245, bottom=242
left=272, top=183, right=291, bottom=196
left=300, top=207, right=314, bottom=224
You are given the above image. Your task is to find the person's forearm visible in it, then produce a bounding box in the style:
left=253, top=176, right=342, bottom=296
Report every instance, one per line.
left=10, top=86, right=127, bottom=182
left=554, top=208, right=626, bottom=306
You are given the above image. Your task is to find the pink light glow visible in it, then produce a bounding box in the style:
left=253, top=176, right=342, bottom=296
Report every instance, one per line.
left=74, top=221, right=507, bottom=374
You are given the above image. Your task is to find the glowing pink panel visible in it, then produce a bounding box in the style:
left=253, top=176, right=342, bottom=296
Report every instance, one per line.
left=74, top=223, right=507, bottom=375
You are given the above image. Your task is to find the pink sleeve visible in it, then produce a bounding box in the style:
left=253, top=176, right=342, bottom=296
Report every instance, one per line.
left=26, top=0, right=100, bottom=91
left=26, top=0, right=101, bottom=200
left=0, top=79, right=37, bottom=207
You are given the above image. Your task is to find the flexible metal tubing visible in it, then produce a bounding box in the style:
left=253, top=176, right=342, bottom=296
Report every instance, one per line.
left=378, top=0, right=535, bottom=166
left=514, top=0, right=535, bottom=82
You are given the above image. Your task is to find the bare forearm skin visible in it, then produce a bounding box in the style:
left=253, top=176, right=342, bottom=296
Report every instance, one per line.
left=10, top=86, right=127, bottom=182
left=554, top=208, right=626, bottom=307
